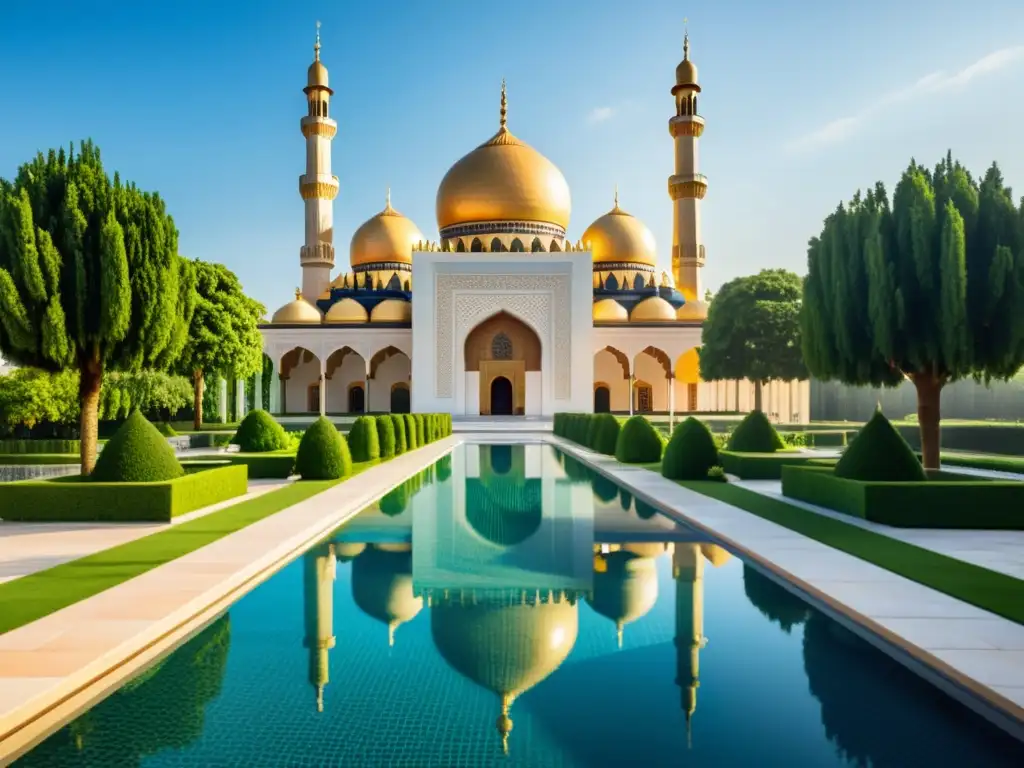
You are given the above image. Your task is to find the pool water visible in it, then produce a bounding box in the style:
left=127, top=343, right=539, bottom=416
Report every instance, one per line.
left=17, top=443, right=1024, bottom=767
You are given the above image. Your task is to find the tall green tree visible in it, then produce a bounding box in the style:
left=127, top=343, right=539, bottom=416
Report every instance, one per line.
left=177, top=260, right=265, bottom=429
left=0, top=141, right=194, bottom=473
left=699, top=269, right=807, bottom=411
left=802, top=152, right=1024, bottom=468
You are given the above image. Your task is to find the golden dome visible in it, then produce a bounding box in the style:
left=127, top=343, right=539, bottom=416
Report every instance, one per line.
left=369, top=298, right=412, bottom=324
left=272, top=289, right=323, bottom=324
left=631, top=296, right=677, bottom=322
left=324, top=297, right=369, bottom=324
left=350, top=191, right=425, bottom=268
left=676, top=299, right=709, bottom=321
left=582, top=192, right=657, bottom=266
left=587, top=551, right=659, bottom=646
left=436, top=82, right=571, bottom=232
left=675, top=34, right=699, bottom=89
left=306, top=24, right=331, bottom=90
left=351, top=545, right=423, bottom=647
left=592, top=298, right=629, bottom=323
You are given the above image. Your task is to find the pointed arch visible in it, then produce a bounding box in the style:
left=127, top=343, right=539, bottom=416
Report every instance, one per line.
left=491, top=237, right=502, bottom=252
left=633, top=273, right=646, bottom=291
left=386, top=273, right=402, bottom=291
left=471, top=237, right=483, bottom=252
left=605, top=274, right=619, bottom=291
left=510, top=238, right=524, bottom=252
left=531, top=236, right=544, bottom=252
left=464, top=310, right=541, bottom=371
left=456, top=239, right=466, bottom=252
left=550, top=239, right=561, bottom=252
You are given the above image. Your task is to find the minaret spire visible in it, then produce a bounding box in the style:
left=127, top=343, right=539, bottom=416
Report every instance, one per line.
left=683, top=17, right=689, bottom=59
left=314, top=20, right=321, bottom=60
left=614, top=185, right=620, bottom=210
left=499, top=78, right=508, bottom=131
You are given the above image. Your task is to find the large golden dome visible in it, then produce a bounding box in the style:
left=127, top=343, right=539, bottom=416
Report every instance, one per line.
left=350, top=192, right=425, bottom=269
left=582, top=193, right=657, bottom=266
left=436, top=83, right=571, bottom=233
left=631, top=296, right=677, bottom=322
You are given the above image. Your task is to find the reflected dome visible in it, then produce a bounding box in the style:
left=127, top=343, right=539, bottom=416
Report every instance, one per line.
left=334, top=541, right=366, bottom=563
left=587, top=550, right=659, bottom=646
left=465, top=479, right=542, bottom=546
left=351, top=544, right=423, bottom=646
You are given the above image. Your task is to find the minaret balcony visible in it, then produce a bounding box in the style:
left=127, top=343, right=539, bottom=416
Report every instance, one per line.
left=668, top=174, right=708, bottom=200
left=299, top=174, right=340, bottom=201
left=669, top=115, right=705, bottom=138
left=300, top=116, right=338, bottom=139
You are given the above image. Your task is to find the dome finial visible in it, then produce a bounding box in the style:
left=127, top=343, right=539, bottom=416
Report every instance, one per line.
left=683, top=18, right=690, bottom=60
left=616, top=621, right=624, bottom=649
left=388, top=620, right=396, bottom=648
left=499, top=78, right=508, bottom=131
left=614, top=185, right=620, bottom=210
left=295, top=287, right=302, bottom=300
left=316, top=684, right=324, bottom=713
left=385, top=186, right=393, bottom=212
left=497, top=693, right=515, bottom=755
left=314, top=20, right=321, bottom=61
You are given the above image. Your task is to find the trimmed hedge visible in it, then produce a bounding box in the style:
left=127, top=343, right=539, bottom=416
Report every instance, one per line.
left=0, top=464, right=248, bottom=523
left=376, top=415, right=397, bottom=458
left=155, top=422, right=178, bottom=438
left=295, top=417, right=352, bottom=480
left=415, top=414, right=426, bottom=447
left=836, top=410, right=926, bottom=482
left=662, top=417, right=718, bottom=480
left=0, top=439, right=82, bottom=455
left=781, top=465, right=1024, bottom=529
left=727, top=410, right=785, bottom=453
left=718, top=451, right=827, bottom=480
left=390, top=414, right=408, bottom=454
left=615, top=416, right=664, bottom=464
left=589, top=414, right=620, bottom=455
left=231, top=410, right=289, bottom=453
left=404, top=414, right=418, bottom=449
left=896, top=423, right=1024, bottom=456
left=91, top=412, right=183, bottom=483
left=220, top=453, right=296, bottom=479
left=0, top=453, right=81, bottom=465
left=348, top=416, right=381, bottom=462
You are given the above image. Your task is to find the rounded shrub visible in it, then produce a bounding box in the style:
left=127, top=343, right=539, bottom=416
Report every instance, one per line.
left=414, top=414, right=426, bottom=446
left=727, top=410, right=785, bottom=453
left=91, top=410, right=184, bottom=483
left=662, top=417, right=719, bottom=480
left=295, top=417, right=352, bottom=480
left=348, top=415, right=381, bottom=462
left=585, top=416, right=603, bottom=450
left=403, top=414, right=418, bottom=449
left=835, top=409, right=926, bottom=482
left=592, top=414, right=621, bottom=456
left=614, top=415, right=664, bottom=464
left=390, top=414, right=408, bottom=454
left=376, top=415, right=396, bottom=458
left=232, top=410, right=288, bottom=453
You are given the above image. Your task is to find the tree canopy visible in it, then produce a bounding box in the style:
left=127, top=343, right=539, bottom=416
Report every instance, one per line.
left=802, top=152, right=1024, bottom=467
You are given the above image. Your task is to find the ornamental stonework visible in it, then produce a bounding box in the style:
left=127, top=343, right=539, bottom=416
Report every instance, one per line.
left=300, top=180, right=340, bottom=200
left=301, top=121, right=338, bottom=139
left=669, top=118, right=705, bottom=138
left=434, top=274, right=571, bottom=399
left=668, top=179, right=708, bottom=200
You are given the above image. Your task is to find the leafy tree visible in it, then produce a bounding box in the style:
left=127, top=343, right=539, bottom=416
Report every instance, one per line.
left=699, top=269, right=807, bottom=410
left=0, top=141, right=195, bottom=473
left=176, top=260, right=265, bottom=429
left=0, top=368, right=78, bottom=431
left=802, top=153, right=1024, bottom=468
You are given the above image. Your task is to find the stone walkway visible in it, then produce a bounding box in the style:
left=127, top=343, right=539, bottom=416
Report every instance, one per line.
left=0, top=479, right=293, bottom=585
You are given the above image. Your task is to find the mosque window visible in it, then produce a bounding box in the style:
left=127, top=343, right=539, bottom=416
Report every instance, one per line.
left=510, top=238, right=524, bottom=252
left=492, top=332, right=513, bottom=360
left=550, top=239, right=561, bottom=252
left=531, top=237, right=544, bottom=252
left=321, top=99, right=327, bottom=117
left=456, top=240, right=466, bottom=252
left=490, top=237, right=502, bottom=252
left=471, top=238, right=483, bottom=252
left=633, top=274, right=646, bottom=291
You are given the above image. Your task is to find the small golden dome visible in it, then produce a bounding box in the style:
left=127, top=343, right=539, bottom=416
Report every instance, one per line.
left=631, top=296, right=677, bottom=322
left=350, top=191, right=425, bottom=269
left=272, top=289, right=323, bottom=324
left=324, top=297, right=369, bottom=324
left=334, top=542, right=366, bottom=563
left=306, top=23, right=330, bottom=89
left=351, top=545, right=423, bottom=647
left=436, top=82, right=571, bottom=232
left=369, top=298, right=412, bottom=323
left=588, top=551, right=659, bottom=646
left=675, top=33, right=699, bottom=88
left=582, top=193, right=657, bottom=266
left=592, top=298, right=629, bottom=323
left=676, top=300, right=709, bottom=321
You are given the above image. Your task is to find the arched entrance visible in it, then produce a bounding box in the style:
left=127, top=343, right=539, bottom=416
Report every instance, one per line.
left=390, top=383, right=410, bottom=413
left=490, top=376, right=513, bottom=415
left=594, top=384, right=611, bottom=413
left=348, top=384, right=365, bottom=413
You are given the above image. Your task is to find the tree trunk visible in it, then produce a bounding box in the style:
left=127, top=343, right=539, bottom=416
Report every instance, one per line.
left=78, top=354, right=103, bottom=476
left=193, top=369, right=204, bottom=431
left=911, top=373, right=944, bottom=470
left=753, top=380, right=764, bottom=412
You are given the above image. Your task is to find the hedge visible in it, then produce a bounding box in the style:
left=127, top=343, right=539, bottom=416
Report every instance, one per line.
left=727, top=410, right=785, bottom=453
left=232, top=410, right=289, bottom=453
left=219, top=453, right=296, bottom=479
left=662, top=418, right=719, bottom=480
left=0, top=453, right=81, bottom=465
left=348, top=416, right=381, bottom=462
left=295, top=417, right=352, bottom=480
left=615, top=416, right=664, bottom=464
left=376, top=415, right=397, bottom=458
left=896, top=423, right=1024, bottom=456
left=414, top=414, right=426, bottom=447
left=0, top=439, right=81, bottom=454
left=836, top=410, right=926, bottom=482
left=391, top=414, right=408, bottom=454
left=718, top=451, right=829, bottom=480
left=91, top=411, right=183, bottom=483
left=0, top=464, right=248, bottom=523
left=781, top=465, right=1024, bottom=529
left=404, top=414, right=418, bottom=449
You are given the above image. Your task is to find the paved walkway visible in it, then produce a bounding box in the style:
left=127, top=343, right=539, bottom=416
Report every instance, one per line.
left=734, top=479, right=1024, bottom=580
left=0, top=479, right=293, bottom=585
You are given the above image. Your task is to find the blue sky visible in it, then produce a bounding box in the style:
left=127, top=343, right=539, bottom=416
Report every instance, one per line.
left=1, top=0, right=1022, bottom=313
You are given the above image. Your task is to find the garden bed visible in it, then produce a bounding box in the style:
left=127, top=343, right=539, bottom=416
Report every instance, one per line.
left=218, top=452, right=296, bottom=479
left=0, top=464, right=248, bottom=523
left=781, top=465, right=1024, bottom=529
left=719, top=450, right=833, bottom=480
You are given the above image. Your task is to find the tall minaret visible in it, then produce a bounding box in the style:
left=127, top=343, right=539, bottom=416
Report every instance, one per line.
left=299, top=21, right=339, bottom=302
left=673, top=543, right=707, bottom=748
left=668, top=23, right=708, bottom=316
left=302, top=543, right=337, bottom=712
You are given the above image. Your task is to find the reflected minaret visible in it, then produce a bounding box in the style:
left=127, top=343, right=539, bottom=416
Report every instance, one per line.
left=673, top=543, right=705, bottom=746
left=302, top=542, right=337, bottom=712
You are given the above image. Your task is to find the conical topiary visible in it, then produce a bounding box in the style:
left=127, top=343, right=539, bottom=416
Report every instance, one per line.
left=614, top=415, right=664, bottom=464
left=834, top=409, right=926, bottom=481
left=91, top=410, right=184, bottom=482
left=727, top=410, right=786, bottom=453
left=348, top=415, right=381, bottom=462
left=231, top=409, right=288, bottom=453
left=661, top=417, right=719, bottom=480
left=295, top=417, right=353, bottom=480
left=376, top=415, right=397, bottom=458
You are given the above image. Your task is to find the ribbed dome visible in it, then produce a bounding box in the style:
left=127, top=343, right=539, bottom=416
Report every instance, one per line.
left=592, top=298, right=629, bottom=323
left=587, top=551, right=659, bottom=644
left=676, top=299, right=709, bottom=321
left=351, top=545, right=423, bottom=646
left=631, top=296, right=677, bottom=322
left=369, top=299, right=412, bottom=324
left=271, top=291, right=323, bottom=324
left=582, top=197, right=657, bottom=266
left=324, top=298, right=369, bottom=324
left=350, top=194, right=425, bottom=268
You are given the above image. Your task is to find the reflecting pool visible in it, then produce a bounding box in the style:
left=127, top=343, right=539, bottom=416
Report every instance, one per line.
left=17, top=443, right=1024, bottom=767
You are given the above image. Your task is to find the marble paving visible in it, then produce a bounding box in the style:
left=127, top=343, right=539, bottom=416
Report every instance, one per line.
left=552, top=437, right=1024, bottom=740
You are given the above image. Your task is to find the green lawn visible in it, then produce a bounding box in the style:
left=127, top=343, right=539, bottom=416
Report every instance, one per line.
left=0, top=460, right=381, bottom=634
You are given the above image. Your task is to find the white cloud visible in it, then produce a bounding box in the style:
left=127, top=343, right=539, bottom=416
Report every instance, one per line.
left=586, top=106, right=616, bottom=124
left=787, top=46, right=1024, bottom=154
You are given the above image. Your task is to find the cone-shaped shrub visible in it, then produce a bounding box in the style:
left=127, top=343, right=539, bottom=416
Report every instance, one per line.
left=404, top=414, right=418, bottom=449
left=155, top=422, right=178, bottom=437
left=415, top=414, right=426, bottom=446
left=727, top=410, right=785, bottom=453
left=91, top=411, right=184, bottom=482
left=614, top=415, right=663, bottom=463
left=390, top=414, right=408, bottom=454
left=348, top=415, right=381, bottom=462
left=295, top=417, right=352, bottom=480
left=592, top=414, right=621, bottom=455
left=662, top=417, right=719, bottom=480
left=835, top=409, right=926, bottom=481
left=231, top=409, right=289, bottom=453
left=375, top=415, right=396, bottom=458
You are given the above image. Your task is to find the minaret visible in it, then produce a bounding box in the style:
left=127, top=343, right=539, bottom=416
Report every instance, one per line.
left=668, top=23, right=708, bottom=315
left=673, top=543, right=707, bottom=748
left=299, top=21, right=339, bottom=301
left=302, top=543, right=337, bottom=712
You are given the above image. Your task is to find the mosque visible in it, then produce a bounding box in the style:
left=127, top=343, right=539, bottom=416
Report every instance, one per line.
left=259, top=23, right=809, bottom=421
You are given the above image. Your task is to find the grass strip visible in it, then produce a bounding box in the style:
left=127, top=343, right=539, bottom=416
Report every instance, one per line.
left=673, top=479, right=1024, bottom=625
left=0, top=460, right=380, bottom=634
left=939, top=452, right=1024, bottom=475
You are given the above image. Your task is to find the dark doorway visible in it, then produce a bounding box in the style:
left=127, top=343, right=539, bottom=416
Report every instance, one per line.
left=391, top=384, right=410, bottom=413
left=490, top=376, right=513, bottom=415
left=349, top=385, right=365, bottom=414
left=594, top=386, right=611, bottom=413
